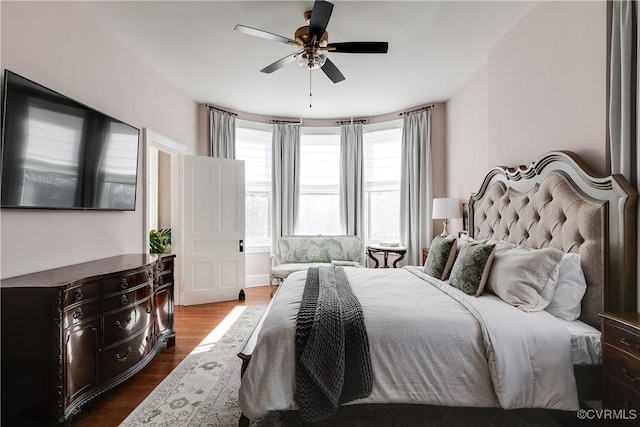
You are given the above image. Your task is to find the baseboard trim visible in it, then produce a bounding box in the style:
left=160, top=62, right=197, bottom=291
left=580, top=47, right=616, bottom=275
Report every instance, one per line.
left=245, top=274, right=269, bottom=288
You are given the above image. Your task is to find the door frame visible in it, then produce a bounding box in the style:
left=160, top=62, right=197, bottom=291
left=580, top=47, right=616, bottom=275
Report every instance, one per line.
left=143, top=128, right=187, bottom=305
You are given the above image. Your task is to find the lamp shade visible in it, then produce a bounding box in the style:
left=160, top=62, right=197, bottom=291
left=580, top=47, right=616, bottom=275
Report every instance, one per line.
left=432, top=198, right=462, bottom=219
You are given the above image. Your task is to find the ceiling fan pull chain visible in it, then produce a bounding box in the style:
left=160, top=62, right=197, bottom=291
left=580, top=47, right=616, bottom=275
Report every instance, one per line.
left=309, top=68, right=313, bottom=108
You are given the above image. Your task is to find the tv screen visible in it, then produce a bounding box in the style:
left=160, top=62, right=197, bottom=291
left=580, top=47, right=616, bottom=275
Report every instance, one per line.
left=1, top=70, right=140, bottom=210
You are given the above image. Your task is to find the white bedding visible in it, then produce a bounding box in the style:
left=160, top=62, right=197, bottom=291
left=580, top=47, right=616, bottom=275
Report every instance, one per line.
left=239, top=266, right=580, bottom=420
left=562, top=318, right=601, bottom=365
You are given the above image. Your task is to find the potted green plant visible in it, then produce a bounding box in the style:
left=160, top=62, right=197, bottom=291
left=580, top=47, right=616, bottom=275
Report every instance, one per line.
left=149, top=228, right=171, bottom=254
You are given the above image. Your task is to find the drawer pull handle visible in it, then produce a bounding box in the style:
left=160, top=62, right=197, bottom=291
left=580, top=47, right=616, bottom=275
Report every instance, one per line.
left=147, top=270, right=153, bottom=279
left=121, top=278, right=128, bottom=290
left=75, top=289, right=83, bottom=301
left=146, top=305, right=153, bottom=314
left=620, top=337, right=640, bottom=349
left=114, top=347, right=132, bottom=363
left=72, top=307, right=83, bottom=320
left=114, top=314, right=133, bottom=329
left=622, top=367, right=640, bottom=383
left=158, top=276, right=164, bottom=285
left=120, top=295, right=129, bottom=306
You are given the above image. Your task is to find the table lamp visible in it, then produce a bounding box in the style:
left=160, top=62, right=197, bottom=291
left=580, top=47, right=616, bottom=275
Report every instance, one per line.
left=432, top=198, right=462, bottom=237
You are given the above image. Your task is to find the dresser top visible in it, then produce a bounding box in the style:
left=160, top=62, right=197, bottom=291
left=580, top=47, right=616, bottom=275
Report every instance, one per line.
left=1, top=254, right=175, bottom=289
left=600, top=312, right=640, bottom=330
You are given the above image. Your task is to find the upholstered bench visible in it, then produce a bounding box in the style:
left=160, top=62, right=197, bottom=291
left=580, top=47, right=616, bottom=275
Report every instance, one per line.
left=269, top=235, right=364, bottom=296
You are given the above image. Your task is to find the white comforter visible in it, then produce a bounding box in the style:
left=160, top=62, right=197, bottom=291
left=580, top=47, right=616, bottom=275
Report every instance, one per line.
left=239, top=266, right=579, bottom=420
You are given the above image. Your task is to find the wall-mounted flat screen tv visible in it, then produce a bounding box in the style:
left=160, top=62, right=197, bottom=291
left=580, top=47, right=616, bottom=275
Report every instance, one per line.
left=1, top=70, right=140, bottom=210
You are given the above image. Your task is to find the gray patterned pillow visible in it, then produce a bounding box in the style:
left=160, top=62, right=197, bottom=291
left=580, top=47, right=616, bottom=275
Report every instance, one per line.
left=424, top=236, right=457, bottom=280
left=449, top=242, right=496, bottom=296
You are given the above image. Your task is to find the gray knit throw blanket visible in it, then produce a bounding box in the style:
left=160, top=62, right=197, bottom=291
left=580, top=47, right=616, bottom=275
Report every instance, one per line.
left=295, top=266, right=372, bottom=422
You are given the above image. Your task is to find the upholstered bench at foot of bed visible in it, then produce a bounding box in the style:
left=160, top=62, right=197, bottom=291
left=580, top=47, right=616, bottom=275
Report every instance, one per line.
left=269, top=262, right=364, bottom=296
left=269, top=263, right=324, bottom=296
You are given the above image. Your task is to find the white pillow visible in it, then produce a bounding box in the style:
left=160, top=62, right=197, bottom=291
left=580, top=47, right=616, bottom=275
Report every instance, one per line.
left=487, top=245, right=564, bottom=312
left=544, top=253, right=587, bottom=321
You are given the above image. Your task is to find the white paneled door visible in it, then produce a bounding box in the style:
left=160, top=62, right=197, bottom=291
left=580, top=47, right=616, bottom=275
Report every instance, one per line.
left=181, top=155, right=245, bottom=305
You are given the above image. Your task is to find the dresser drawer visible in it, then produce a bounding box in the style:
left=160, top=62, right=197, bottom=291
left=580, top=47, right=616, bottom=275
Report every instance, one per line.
left=103, top=283, right=153, bottom=313
left=63, top=300, right=101, bottom=329
left=103, top=268, right=153, bottom=295
left=102, top=323, right=154, bottom=381
left=103, top=297, right=153, bottom=345
left=158, top=257, right=174, bottom=274
left=157, top=270, right=173, bottom=287
left=604, top=375, right=640, bottom=425
left=605, top=347, right=640, bottom=395
left=63, top=281, right=100, bottom=308
left=604, top=321, right=640, bottom=360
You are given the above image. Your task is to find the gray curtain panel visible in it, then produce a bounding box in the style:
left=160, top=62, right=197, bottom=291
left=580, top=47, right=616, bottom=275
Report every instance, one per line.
left=400, top=110, right=433, bottom=265
left=271, top=123, right=301, bottom=256
left=339, top=123, right=364, bottom=239
left=610, top=0, right=639, bottom=187
left=209, top=109, right=236, bottom=159
left=609, top=0, right=640, bottom=307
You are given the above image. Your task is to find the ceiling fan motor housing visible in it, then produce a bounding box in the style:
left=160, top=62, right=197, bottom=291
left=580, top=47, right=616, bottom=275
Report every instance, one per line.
left=295, top=26, right=328, bottom=47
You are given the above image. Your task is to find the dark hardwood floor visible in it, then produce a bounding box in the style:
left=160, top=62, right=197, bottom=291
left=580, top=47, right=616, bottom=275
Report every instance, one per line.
left=67, top=285, right=272, bottom=427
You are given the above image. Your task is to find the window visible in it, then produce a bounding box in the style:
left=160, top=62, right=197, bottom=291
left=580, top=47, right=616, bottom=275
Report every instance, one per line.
left=235, top=120, right=272, bottom=247
left=235, top=120, right=402, bottom=245
left=363, top=121, right=402, bottom=243
left=297, top=128, right=341, bottom=235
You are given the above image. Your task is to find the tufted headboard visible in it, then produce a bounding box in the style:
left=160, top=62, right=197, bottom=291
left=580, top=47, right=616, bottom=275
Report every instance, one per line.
left=469, top=151, right=637, bottom=327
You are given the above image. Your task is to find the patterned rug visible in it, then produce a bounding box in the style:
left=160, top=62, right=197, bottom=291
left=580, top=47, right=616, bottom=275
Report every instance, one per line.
left=120, top=306, right=265, bottom=427
left=121, top=305, right=562, bottom=427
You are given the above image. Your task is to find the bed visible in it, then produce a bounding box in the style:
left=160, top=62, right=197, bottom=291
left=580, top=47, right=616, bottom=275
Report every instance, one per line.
left=237, top=150, right=638, bottom=424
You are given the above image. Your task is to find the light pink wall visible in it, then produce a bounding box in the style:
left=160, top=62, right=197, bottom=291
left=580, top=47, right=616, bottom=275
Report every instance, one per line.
left=430, top=103, right=447, bottom=199
left=446, top=64, right=489, bottom=201
left=488, top=0, right=607, bottom=176
left=1, top=2, right=198, bottom=278
left=447, top=0, right=607, bottom=207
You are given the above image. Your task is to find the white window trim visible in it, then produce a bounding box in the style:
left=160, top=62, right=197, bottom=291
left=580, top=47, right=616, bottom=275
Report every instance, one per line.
left=363, top=120, right=402, bottom=244
left=236, top=120, right=272, bottom=248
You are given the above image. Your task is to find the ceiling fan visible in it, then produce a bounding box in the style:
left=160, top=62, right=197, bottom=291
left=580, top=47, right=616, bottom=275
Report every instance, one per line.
left=234, top=0, right=389, bottom=84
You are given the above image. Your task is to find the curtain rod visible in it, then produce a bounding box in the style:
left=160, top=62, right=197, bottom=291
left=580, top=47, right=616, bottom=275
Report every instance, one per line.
left=399, top=104, right=435, bottom=116
left=271, top=119, right=302, bottom=125
left=206, top=104, right=238, bottom=117
left=335, top=118, right=369, bottom=125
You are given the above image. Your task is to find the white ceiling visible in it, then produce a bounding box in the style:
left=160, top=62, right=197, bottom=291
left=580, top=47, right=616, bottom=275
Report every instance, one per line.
left=82, top=1, right=537, bottom=120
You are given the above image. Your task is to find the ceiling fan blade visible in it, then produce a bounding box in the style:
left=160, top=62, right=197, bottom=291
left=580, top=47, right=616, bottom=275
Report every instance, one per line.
left=327, top=41, right=389, bottom=54
left=309, top=0, right=334, bottom=42
left=260, top=53, right=298, bottom=74
left=234, top=24, right=298, bottom=46
left=321, top=58, right=345, bottom=83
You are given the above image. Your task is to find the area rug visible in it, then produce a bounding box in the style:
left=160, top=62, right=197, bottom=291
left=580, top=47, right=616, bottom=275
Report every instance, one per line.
left=121, top=304, right=561, bottom=427
left=120, top=305, right=265, bottom=427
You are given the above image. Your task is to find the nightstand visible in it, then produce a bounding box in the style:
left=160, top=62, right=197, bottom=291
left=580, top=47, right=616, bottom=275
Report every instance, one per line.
left=601, top=313, right=640, bottom=424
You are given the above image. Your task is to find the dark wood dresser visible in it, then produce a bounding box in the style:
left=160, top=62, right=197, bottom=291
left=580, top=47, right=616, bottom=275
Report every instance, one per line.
left=1, top=254, right=176, bottom=426
left=601, top=313, right=640, bottom=425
